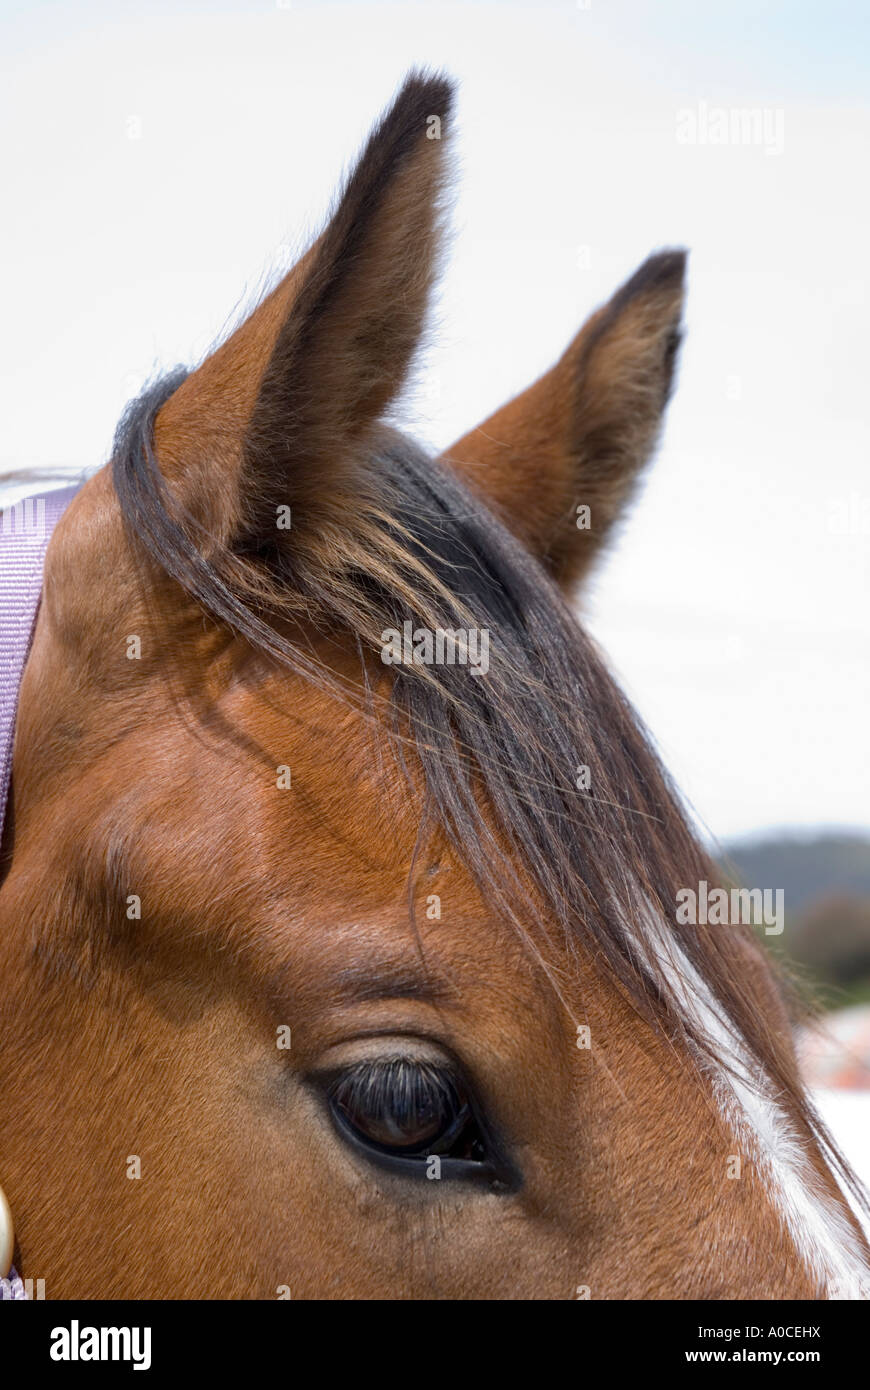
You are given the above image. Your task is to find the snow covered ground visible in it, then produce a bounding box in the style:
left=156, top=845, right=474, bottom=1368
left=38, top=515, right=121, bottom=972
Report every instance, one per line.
left=813, top=1089, right=870, bottom=1237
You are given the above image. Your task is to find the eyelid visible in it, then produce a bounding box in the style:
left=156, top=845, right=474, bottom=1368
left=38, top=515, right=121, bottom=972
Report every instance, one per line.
left=310, top=1032, right=461, bottom=1073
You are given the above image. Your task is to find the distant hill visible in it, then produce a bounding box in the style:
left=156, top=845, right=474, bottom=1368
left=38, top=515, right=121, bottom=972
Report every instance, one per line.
left=722, top=832, right=870, bottom=1007
left=723, top=833, right=870, bottom=916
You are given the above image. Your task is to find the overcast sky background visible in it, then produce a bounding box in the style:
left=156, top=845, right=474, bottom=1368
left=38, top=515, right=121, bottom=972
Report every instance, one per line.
left=1, top=0, right=867, bottom=847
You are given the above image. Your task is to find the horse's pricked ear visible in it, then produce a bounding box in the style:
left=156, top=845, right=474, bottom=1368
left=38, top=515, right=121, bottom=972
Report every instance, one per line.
left=153, top=70, right=453, bottom=549
left=438, top=251, right=686, bottom=590
left=236, top=71, right=453, bottom=551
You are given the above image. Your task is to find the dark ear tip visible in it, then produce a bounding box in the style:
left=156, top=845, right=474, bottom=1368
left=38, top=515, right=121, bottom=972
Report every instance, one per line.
left=613, top=248, right=688, bottom=313
left=395, top=67, right=456, bottom=126
left=646, top=247, right=688, bottom=284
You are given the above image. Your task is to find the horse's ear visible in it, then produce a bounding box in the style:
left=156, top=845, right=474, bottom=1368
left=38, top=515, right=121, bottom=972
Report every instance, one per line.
left=438, top=251, right=686, bottom=590
left=154, top=70, right=453, bottom=548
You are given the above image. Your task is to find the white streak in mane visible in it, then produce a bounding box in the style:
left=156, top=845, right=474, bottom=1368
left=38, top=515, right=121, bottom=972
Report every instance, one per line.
left=630, top=899, right=870, bottom=1299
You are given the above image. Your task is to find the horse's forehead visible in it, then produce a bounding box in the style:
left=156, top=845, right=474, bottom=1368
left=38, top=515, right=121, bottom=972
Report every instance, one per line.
left=124, top=651, right=580, bottom=974
left=67, top=659, right=585, bottom=1130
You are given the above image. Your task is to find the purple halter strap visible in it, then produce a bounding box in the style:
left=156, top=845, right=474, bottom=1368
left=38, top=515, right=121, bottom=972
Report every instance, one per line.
left=0, top=485, right=79, bottom=846
left=0, top=483, right=78, bottom=1299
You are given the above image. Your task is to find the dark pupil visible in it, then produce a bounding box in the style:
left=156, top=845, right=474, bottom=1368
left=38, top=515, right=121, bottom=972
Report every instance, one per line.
left=331, top=1059, right=467, bottom=1153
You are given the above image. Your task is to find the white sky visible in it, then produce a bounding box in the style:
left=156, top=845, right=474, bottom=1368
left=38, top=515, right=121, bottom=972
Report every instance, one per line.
left=1, top=0, right=867, bottom=844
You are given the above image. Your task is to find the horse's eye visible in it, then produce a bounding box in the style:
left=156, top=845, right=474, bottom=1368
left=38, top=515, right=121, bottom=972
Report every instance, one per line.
left=327, top=1058, right=487, bottom=1162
